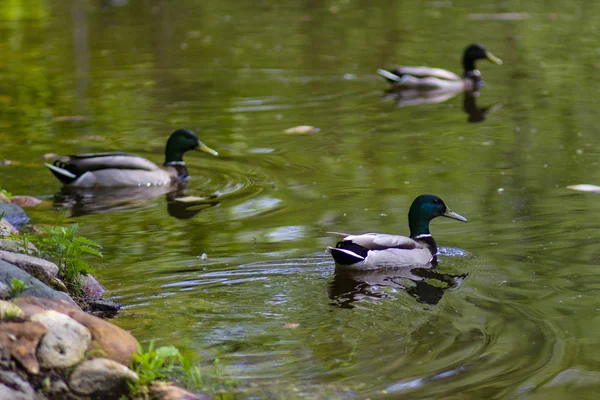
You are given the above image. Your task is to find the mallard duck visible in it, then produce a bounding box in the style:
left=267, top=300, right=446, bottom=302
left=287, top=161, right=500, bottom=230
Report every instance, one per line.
left=327, top=194, right=467, bottom=271
left=45, top=129, right=218, bottom=188
left=377, top=44, right=502, bottom=92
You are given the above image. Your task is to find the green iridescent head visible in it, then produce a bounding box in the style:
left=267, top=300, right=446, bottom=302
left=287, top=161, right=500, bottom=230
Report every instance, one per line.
left=462, top=44, right=502, bottom=73
left=408, top=194, right=467, bottom=238
left=164, top=129, right=218, bottom=164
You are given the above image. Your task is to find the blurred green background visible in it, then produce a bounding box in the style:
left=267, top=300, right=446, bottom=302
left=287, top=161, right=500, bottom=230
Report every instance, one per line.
left=1, top=1, right=600, bottom=398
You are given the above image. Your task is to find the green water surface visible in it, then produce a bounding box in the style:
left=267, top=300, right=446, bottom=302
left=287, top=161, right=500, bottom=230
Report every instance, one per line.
left=2, top=1, right=600, bottom=399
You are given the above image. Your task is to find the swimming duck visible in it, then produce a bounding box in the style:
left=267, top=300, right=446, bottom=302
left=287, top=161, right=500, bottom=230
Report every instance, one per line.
left=377, top=44, right=502, bottom=92
left=45, top=129, right=218, bottom=188
left=327, top=194, right=467, bottom=271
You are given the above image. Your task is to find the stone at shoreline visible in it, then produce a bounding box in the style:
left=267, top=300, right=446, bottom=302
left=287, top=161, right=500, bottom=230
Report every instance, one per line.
left=0, top=321, right=47, bottom=374
left=69, top=357, right=138, bottom=397
left=81, top=273, right=106, bottom=299
left=0, top=281, right=9, bottom=299
left=0, top=239, right=37, bottom=254
left=0, top=218, right=18, bottom=236
left=15, top=297, right=138, bottom=366
left=0, top=370, right=39, bottom=400
left=10, top=196, right=42, bottom=208
left=0, top=260, right=77, bottom=305
left=150, top=382, right=213, bottom=400
left=85, top=298, right=122, bottom=319
left=0, top=251, right=58, bottom=283
left=31, top=310, right=91, bottom=368
left=0, top=203, right=29, bottom=228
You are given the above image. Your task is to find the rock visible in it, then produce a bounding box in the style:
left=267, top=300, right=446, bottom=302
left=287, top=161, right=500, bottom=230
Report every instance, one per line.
left=0, top=344, right=10, bottom=370
left=0, top=260, right=76, bottom=305
left=49, top=277, right=68, bottom=293
left=0, top=321, right=47, bottom=374
left=10, top=196, right=42, bottom=208
left=0, top=203, right=29, bottom=228
left=0, top=281, right=10, bottom=299
left=0, top=251, right=58, bottom=282
left=0, top=238, right=37, bottom=253
left=15, top=297, right=138, bottom=365
left=0, top=370, right=39, bottom=400
left=81, top=274, right=106, bottom=299
left=150, top=382, right=213, bottom=400
left=0, top=300, right=25, bottom=319
left=31, top=310, right=91, bottom=368
left=0, top=218, right=18, bottom=236
left=69, top=357, right=138, bottom=397
left=50, top=379, right=69, bottom=396
left=86, top=298, right=121, bottom=319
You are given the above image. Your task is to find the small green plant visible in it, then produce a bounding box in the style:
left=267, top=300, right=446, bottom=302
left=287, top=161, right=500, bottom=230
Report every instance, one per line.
left=131, top=342, right=184, bottom=387
left=8, top=232, right=33, bottom=255
left=0, top=305, right=23, bottom=320
left=29, top=224, right=102, bottom=295
left=9, top=277, right=31, bottom=297
left=0, top=186, right=12, bottom=200
left=84, top=348, right=108, bottom=359
left=129, top=341, right=238, bottom=399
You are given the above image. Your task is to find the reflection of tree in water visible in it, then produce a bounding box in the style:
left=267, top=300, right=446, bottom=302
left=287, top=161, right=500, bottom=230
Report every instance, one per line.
left=328, top=266, right=467, bottom=309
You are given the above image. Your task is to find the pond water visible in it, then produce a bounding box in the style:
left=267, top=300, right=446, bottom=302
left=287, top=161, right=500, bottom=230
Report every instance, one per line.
left=2, top=1, right=600, bottom=398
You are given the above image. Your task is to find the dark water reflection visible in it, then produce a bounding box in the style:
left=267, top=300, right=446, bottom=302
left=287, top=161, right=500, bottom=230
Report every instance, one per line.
left=2, top=0, right=600, bottom=399
left=329, top=255, right=468, bottom=308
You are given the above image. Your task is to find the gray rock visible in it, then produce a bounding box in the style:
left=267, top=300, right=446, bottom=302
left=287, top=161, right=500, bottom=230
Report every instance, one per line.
left=0, top=260, right=76, bottom=305
left=150, top=382, right=213, bottom=400
left=31, top=310, right=91, bottom=368
left=0, top=238, right=37, bottom=253
left=0, top=219, right=18, bottom=237
left=0, top=370, right=38, bottom=400
left=81, top=274, right=106, bottom=299
left=0, top=281, right=10, bottom=299
left=69, top=357, right=138, bottom=397
left=0, top=250, right=58, bottom=282
left=0, top=203, right=29, bottom=228
left=86, top=298, right=121, bottom=319
left=50, top=379, right=69, bottom=396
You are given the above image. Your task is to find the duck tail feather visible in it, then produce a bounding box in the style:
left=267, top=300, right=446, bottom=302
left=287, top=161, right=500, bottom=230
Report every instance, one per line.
left=326, top=231, right=351, bottom=237
left=44, top=163, right=77, bottom=184
left=377, top=68, right=401, bottom=82
left=328, top=246, right=366, bottom=265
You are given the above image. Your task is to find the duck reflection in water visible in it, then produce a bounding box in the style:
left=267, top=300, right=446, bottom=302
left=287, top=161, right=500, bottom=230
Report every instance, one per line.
left=53, top=184, right=218, bottom=219
left=328, top=265, right=467, bottom=309
left=463, top=91, right=502, bottom=123
left=383, top=87, right=502, bottom=123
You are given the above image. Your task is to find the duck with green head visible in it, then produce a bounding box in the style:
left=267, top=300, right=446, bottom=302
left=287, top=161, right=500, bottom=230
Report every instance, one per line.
left=377, top=44, right=502, bottom=92
left=45, top=129, right=218, bottom=188
left=327, top=194, right=467, bottom=270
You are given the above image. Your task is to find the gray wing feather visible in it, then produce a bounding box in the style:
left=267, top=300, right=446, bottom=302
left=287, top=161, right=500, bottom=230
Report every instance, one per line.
left=392, top=66, right=462, bottom=81
left=344, top=233, right=418, bottom=250
left=58, top=153, right=159, bottom=172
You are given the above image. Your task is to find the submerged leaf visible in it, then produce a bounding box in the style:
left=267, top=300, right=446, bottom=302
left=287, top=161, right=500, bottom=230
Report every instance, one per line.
left=567, top=184, right=600, bottom=193
left=284, top=126, right=320, bottom=134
